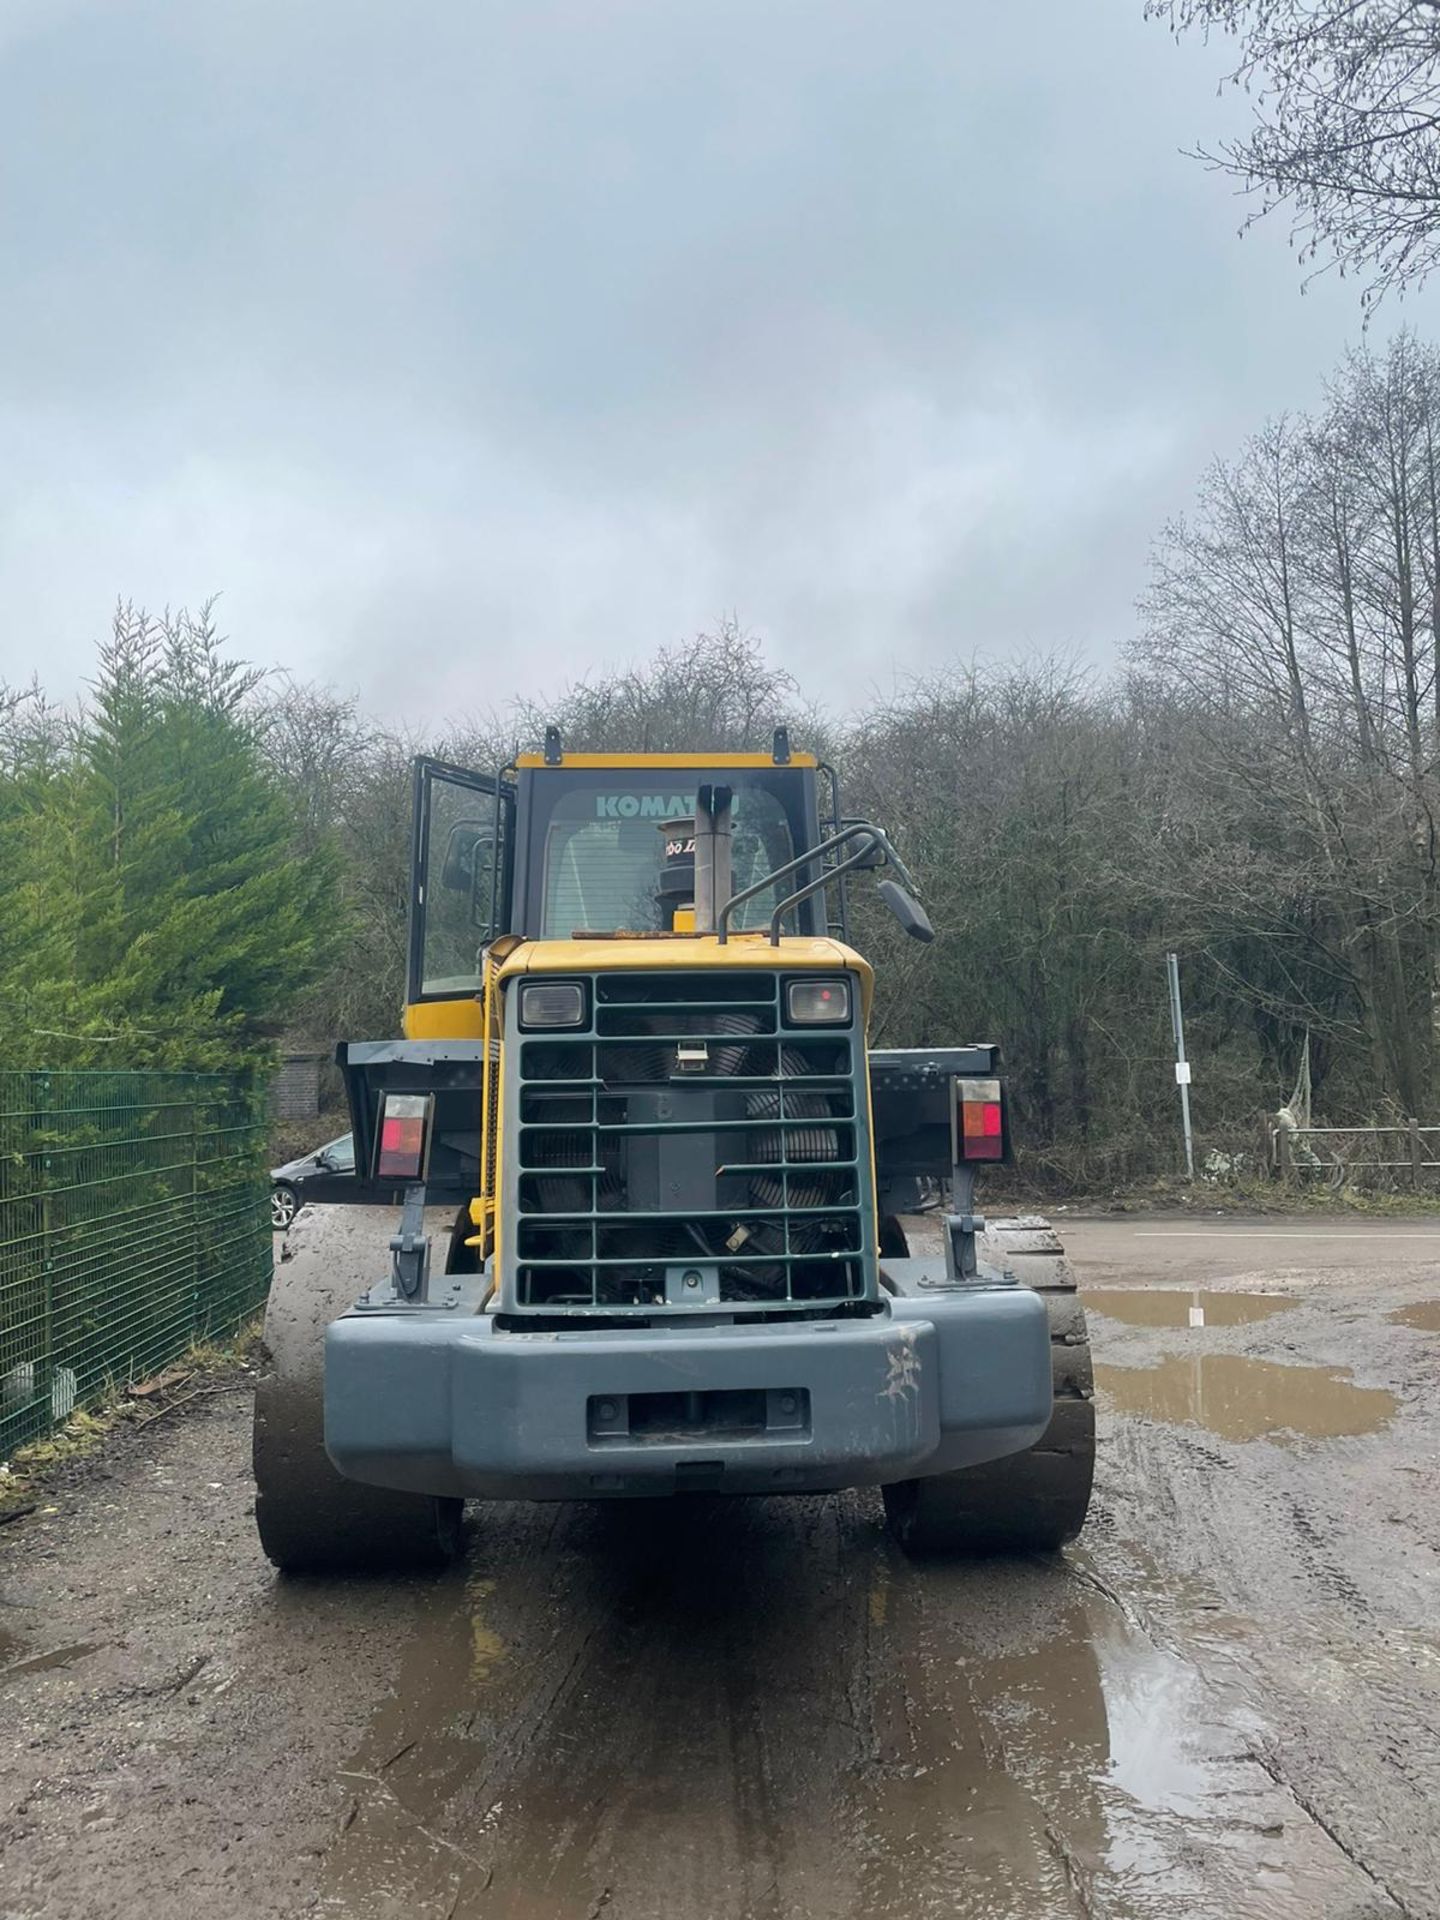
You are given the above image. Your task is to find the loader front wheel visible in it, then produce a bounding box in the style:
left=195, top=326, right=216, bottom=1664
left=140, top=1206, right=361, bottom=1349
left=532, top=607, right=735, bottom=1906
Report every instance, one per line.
left=884, top=1217, right=1095, bottom=1556
left=252, top=1204, right=464, bottom=1575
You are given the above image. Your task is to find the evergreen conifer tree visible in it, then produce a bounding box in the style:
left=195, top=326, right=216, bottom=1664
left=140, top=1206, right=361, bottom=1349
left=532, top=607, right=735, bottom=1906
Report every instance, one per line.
left=0, top=603, right=343, bottom=1071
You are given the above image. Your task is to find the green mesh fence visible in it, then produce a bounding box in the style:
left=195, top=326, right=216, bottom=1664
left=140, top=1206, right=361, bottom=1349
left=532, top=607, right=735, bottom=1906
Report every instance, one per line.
left=0, top=1069, right=271, bottom=1459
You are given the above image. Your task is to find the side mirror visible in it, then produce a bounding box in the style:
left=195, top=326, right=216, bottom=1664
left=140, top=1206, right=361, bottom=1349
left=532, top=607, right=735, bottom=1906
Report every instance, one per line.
left=840, top=819, right=887, bottom=870
left=441, top=823, right=501, bottom=933
left=441, top=821, right=489, bottom=890
left=876, top=877, right=934, bottom=943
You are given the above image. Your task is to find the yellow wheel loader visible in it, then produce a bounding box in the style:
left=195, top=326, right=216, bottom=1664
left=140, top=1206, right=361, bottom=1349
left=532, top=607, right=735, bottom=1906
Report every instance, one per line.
left=253, top=733, right=1093, bottom=1571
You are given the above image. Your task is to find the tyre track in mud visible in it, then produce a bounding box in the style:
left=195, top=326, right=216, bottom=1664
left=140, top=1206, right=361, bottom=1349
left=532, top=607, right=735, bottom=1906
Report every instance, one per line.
left=315, top=1489, right=1376, bottom=1920
left=2, top=1219, right=1439, bottom=1920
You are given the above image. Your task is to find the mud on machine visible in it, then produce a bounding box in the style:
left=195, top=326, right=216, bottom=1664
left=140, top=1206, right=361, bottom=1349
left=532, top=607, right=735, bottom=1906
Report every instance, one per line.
left=253, top=732, right=1095, bottom=1570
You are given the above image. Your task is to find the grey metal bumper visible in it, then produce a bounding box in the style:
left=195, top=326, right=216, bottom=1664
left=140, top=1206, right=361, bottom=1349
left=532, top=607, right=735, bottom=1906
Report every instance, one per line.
left=323, top=1280, right=1053, bottom=1502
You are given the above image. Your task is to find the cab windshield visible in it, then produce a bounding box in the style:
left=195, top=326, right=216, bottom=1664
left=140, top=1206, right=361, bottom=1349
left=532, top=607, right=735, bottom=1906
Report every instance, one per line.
left=530, top=770, right=812, bottom=938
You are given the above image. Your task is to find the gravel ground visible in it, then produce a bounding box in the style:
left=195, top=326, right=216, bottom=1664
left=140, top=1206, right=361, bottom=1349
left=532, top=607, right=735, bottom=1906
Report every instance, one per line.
left=1, top=1216, right=1438, bottom=1920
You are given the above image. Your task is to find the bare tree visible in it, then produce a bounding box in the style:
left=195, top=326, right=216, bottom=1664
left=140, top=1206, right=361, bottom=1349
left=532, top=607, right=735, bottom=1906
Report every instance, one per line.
left=1135, top=331, right=1440, bottom=1114
left=1142, top=417, right=1315, bottom=743
left=511, top=617, right=815, bottom=755
left=1151, top=1, right=1440, bottom=304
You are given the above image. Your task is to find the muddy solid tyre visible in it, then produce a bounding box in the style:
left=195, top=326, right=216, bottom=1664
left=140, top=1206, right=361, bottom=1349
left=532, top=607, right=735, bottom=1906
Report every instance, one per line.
left=253, top=1204, right=464, bottom=1575
left=884, top=1217, right=1095, bottom=1556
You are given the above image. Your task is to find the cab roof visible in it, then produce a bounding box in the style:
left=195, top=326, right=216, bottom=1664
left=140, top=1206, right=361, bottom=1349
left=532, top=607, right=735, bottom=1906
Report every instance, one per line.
left=513, top=751, right=819, bottom=770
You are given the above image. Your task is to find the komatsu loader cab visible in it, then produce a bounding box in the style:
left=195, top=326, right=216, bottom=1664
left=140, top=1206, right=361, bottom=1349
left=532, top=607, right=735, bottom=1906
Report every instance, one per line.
left=253, top=736, right=1095, bottom=1571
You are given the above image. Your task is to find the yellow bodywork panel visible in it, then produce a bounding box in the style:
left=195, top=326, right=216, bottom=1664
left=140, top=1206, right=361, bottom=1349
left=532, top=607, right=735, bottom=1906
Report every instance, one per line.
left=403, top=936, right=874, bottom=1039
left=493, top=934, right=873, bottom=1023
left=404, top=996, right=485, bottom=1040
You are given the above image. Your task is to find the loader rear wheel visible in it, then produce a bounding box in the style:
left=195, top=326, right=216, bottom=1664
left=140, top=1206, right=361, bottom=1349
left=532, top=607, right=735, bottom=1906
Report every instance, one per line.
left=884, top=1216, right=1095, bottom=1556
left=253, top=1204, right=464, bottom=1575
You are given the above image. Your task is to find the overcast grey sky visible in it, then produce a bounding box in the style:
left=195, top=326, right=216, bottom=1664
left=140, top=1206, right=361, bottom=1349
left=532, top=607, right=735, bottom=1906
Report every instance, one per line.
left=3, top=0, right=1436, bottom=723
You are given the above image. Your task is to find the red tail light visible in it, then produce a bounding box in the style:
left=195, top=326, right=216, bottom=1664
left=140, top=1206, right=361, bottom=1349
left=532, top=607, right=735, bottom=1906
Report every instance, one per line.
left=957, top=1079, right=1005, bottom=1162
left=376, top=1093, right=433, bottom=1181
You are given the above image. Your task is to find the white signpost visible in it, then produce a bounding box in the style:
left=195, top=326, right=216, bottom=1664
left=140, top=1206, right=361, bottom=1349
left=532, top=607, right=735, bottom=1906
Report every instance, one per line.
left=1167, top=951, right=1195, bottom=1181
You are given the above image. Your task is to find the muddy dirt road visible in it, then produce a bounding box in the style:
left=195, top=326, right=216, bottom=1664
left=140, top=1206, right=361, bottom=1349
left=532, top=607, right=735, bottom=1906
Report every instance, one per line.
left=3, top=1217, right=1439, bottom=1919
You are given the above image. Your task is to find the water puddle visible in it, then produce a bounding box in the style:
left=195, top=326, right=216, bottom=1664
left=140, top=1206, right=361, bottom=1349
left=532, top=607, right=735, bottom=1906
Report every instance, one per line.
left=1392, top=1300, right=1440, bottom=1333
left=858, top=1564, right=1387, bottom=1919
left=1096, top=1353, right=1396, bottom=1442
left=319, top=1571, right=501, bottom=1919
left=1086, top=1288, right=1295, bottom=1329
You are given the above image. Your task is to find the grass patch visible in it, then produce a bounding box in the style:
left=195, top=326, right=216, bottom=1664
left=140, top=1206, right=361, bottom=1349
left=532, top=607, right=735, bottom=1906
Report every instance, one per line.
left=990, top=1167, right=1440, bottom=1213
left=1019, top=1173, right=1440, bottom=1217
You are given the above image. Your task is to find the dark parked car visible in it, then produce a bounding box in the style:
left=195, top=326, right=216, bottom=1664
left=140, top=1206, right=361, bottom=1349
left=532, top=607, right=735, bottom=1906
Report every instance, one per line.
left=271, top=1132, right=356, bottom=1230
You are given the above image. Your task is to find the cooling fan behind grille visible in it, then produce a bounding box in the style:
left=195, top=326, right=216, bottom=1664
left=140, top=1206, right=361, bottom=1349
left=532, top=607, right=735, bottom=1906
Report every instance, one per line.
left=597, top=1009, right=771, bottom=1085
left=718, top=1038, right=849, bottom=1298
left=523, top=1128, right=622, bottom=1259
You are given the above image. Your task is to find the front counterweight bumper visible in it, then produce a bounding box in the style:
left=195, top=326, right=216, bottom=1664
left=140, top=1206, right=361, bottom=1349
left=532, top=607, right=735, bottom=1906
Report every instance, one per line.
left=323, top=1284, right=1052, bottom=1502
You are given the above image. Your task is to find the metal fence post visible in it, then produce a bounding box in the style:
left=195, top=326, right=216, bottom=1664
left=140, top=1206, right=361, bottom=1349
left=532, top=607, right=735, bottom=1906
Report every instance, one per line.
left=1166, top=952, right=1195, bottom=1180
left=191, top=1080, right=203, bottom=1338
left=35, top=1069, right=53, bottom=1430
left=1409, top=1117, right=1423, bottom=1190
left=1277, top=1126, right=1293, bottom=1184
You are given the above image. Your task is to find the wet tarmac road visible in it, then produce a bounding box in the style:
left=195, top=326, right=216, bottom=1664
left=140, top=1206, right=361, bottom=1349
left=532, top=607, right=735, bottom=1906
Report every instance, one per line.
left=2, top=1215, right=1439, bottom=1919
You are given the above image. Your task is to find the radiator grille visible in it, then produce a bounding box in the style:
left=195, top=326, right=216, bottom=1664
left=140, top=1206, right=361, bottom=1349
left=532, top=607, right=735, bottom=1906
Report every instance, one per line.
left=505, top=970, right=870, bottom=1313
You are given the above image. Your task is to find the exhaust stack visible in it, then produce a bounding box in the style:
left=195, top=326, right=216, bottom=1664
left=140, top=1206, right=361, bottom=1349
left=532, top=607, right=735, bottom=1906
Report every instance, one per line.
left=692, top=783, right=733, bottom=935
